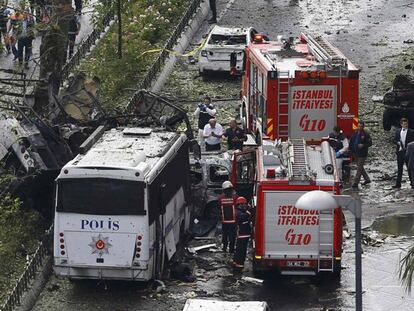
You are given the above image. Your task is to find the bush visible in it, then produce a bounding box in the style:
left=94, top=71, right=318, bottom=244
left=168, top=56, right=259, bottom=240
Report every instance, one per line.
left=80, top=0, right=191, bottom=111
left=0, top=195, right=42, bottom=302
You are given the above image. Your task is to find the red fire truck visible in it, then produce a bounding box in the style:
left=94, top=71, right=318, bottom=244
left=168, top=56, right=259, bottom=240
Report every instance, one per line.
left=238, top=33, right=359, bottom=142
left=232, top=139, right=342, bottom=277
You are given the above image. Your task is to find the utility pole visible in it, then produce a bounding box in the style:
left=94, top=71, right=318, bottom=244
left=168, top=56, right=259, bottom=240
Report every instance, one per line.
left=117, top=0, right=122, bottom=58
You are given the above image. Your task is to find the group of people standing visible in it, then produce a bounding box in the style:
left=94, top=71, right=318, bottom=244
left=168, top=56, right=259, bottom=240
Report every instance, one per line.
left=0, top=0, right=81, bottom=68
left=194, top=96, right=247, bottom=152
left=0, top=2, right=35, bottom=68
left=329, top=117, right=414, bottom=190
left=218, top=181, right=251, bottom=272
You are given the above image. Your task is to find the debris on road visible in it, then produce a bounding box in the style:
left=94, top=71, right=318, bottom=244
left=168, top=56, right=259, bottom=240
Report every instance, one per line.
left=170, top=263, right=196, bottom=283
left=182, top=299, right=269, bottom=311
left=187, top=244, right=217, bottom=254
left=241, top=276, right=264, bottom=284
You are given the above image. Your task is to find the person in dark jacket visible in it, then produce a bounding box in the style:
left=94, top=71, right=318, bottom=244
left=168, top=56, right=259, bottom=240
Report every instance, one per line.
left=406, top=141, right=414, bottom=188
left=208, top=0, right=217, bottom=23
left=393, top=118, right=414, bottom=188
left=67, top=14, right=80, bottom=59
left=349, top=120, right=372, bottom=189
left=233, top=196, right=251, bottom=272
left=218, top=181, right=238, bottom=253
left=194, top=96, right=216, bottom=150
left=223, top=119, right=247, bottom=151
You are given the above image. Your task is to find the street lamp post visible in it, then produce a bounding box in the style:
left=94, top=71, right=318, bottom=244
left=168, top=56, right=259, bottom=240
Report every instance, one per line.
left=295, top=190, right=362, bottom=311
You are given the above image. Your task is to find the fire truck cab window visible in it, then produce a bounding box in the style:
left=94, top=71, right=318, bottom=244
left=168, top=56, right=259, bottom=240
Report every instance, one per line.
left=237, top=160, right=254, bottom=184
left=57, top=178, right=145, bottom=215
left=209, top=34, right=247, bottom=45
left=209, top=165, right=229, bottom=184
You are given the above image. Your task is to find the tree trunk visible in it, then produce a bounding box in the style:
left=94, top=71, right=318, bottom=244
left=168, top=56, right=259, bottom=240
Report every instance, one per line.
left=35, top=0, right=73, bottom=111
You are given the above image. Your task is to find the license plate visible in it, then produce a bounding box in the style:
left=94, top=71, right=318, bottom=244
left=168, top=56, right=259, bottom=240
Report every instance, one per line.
left=286, top=261, right=310, bottom=267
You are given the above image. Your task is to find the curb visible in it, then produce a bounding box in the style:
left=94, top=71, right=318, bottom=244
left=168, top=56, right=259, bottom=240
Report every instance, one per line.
left=151, top=1, right=210, bottom=92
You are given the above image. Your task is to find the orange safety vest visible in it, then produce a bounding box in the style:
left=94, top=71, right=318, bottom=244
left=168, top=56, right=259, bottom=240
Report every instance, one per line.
left=218, top=194, right=237, bottom=224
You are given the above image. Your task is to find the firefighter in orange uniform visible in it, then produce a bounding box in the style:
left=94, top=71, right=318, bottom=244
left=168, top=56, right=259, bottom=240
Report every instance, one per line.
left=233, top=197, right=251, bottom=271
left=218, top=181, right=238, bottom=253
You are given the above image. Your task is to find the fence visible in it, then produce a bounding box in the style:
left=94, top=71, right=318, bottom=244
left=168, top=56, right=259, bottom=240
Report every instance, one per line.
left=127, top=0, right=202, bottom=108
left=61, top=10, right=115, bottom=83
left=0, top=225, right=54, bottom=311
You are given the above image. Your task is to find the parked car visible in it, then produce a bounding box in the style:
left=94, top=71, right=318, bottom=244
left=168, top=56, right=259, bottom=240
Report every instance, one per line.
left=198, top=25, right=258, bottom=76
left=382, top=65, right=414, bottom=131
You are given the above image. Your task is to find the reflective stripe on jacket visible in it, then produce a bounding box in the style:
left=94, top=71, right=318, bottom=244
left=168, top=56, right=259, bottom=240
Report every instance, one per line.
left=236, top=209, right=251, bottom=239
left=218, top=195, right=237, bottom=224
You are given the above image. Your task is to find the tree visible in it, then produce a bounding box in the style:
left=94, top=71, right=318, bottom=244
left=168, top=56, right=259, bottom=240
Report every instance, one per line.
left=35, top=0, right=73, bottom=110
left=399, top=245, right=414, bottom=293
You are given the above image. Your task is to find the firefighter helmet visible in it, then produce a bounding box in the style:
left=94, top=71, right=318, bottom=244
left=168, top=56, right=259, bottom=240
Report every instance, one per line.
left=222, top=181, right=233, bottom=190
left=236, top=197, right=247, bottom=205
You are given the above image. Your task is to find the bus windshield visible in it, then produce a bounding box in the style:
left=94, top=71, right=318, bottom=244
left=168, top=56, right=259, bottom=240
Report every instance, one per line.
left=56, top=178, right=145, bottom=215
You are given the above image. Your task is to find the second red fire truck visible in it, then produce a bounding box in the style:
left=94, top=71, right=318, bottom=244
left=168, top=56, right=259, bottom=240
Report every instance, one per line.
left=237, top=33, right=359, bottom=142
left=232, top=139, right=342, bottom=277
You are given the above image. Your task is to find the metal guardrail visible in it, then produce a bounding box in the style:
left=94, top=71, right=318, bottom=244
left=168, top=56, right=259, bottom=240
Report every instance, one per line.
left=0, top=224, right=54, bottom=311
left=61, top=10, right=114, bottom=82
left=127, top=0, right=202, bottom=108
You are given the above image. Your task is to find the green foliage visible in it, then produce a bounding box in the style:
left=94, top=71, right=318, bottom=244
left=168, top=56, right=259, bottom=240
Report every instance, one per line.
left=399, top=245, right=414, bottom=293
left=80, top=0, right=191, bottom=110
left=0, top=195, right=42, bottom=302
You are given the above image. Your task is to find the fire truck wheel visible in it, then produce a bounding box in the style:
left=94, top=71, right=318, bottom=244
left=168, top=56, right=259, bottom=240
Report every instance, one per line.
left=252, top=261, right=266, bottom=279
left=382, top=109, right=393, bottom=131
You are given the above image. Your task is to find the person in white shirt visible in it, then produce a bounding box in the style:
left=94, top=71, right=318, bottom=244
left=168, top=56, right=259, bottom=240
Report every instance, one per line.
left=393, top=117, right=414, bottom=188
left=194, top=96, right=216, bottom=151
left=203, top=118, right=223, bottom=151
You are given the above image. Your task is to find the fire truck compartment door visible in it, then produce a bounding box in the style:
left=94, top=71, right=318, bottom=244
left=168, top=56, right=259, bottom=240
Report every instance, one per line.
left=264, top=191, right=321, bottom=257
left=289, top=85, right=336, bottom=140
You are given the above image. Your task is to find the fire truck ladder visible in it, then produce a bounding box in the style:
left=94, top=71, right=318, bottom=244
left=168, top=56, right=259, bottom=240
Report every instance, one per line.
left=288, top=139, right=310, bottom=181
left=318, top=208, right=335, bottom=272
left=304, top=33, right=347, bottom=68
left=277, top=71, right=291, bottom=137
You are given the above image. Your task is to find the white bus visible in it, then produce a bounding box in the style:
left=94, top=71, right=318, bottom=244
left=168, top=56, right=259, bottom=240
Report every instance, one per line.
left=53, top=127, right=191, bottom=281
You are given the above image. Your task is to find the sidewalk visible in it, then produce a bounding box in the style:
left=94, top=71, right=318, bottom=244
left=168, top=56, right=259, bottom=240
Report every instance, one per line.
left=0, top=0, right=96, bottom=99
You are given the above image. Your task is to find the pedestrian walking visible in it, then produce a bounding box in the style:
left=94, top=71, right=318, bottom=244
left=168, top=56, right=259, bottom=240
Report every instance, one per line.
left=15, top=12, right=35, bottom=68
left=203, top=118, right=223, bottom=151
left=208, top=0, right=217, bottom=23
left=233, top=196, right=251, bottom=272
left=393, top=118, right=414, bottom=188
left=0, top=2, right=11, bottom=54
left=349, top=120, right=372, bottom=189
left=194, top=96, right=216, bottom=150
left=218, top=181, right=238, bottom=253
left=8, top=11, right=21, bottom=60
left=67, top=13, right=80, bottom=59
left=223, top=119, right=247, bottom=151
left=406, top=141, right=414, bottom=188
left=328, top=126, right=349, bottom=181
